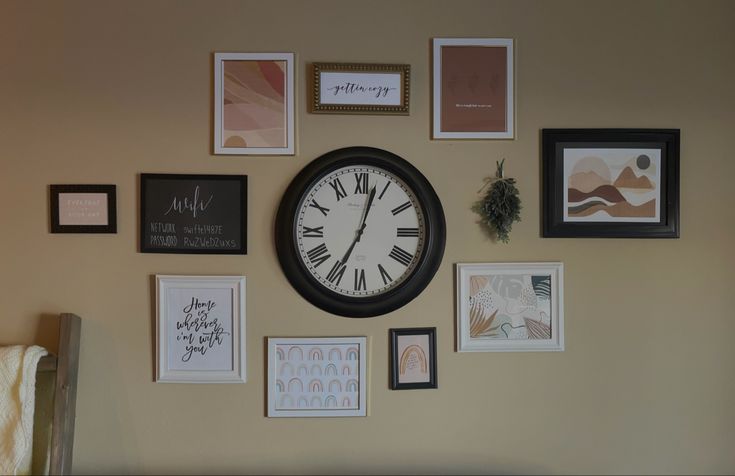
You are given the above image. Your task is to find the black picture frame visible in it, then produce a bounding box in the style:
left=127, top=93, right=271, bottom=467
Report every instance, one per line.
left=542, top=129, right=680, bottom=238
left=274, top=146, right=446, bottom=318
left=50, top=184, right=117, bottom=234
left=390, top=327, right=437, bottom=390
left=140, top=173, right=247, bottom=254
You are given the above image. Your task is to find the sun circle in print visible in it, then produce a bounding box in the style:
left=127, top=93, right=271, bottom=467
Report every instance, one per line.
left=636, top=154, right=651, bottom=170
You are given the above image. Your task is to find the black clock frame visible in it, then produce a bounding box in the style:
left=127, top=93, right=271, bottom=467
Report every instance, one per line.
left=275, top=146, right=446, bottom=318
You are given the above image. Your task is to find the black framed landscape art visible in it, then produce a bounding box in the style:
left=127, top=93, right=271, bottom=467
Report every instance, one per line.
left=542, top=129, right=680, bottom=238
left=140, top=174, right=247, bottom=254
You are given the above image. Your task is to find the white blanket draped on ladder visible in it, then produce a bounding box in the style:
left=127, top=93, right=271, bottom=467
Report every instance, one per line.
left=0, top=345, right=48, bottom=476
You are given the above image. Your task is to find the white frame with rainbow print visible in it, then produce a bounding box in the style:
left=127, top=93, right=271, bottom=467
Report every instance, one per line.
left=456, top=263, right=564, bottom=352
left=542, top=129, right=680, bottom=238
left=213, top=52, right=295, bottom=155
left=267, top=337, right=367, bottom=417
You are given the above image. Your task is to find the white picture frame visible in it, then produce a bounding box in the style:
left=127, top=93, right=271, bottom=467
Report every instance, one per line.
left=432, top=38, right=514, bottom=139
left=456, top=263, right=564, bottom=352
left=214, top=52, right=295, bottom=155
left=156, top=275, right=246, bottom=383
left=267, top=337, right=368, bottom=417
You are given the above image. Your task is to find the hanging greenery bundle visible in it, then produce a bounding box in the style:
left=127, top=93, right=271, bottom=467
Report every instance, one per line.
left=473, top=159, right=522, bottom=243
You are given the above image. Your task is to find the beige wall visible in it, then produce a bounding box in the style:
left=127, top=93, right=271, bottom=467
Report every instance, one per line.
left=1, top=0, right=734, bottom=473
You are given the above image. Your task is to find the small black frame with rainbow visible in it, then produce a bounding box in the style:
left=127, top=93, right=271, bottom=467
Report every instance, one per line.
left=389, top=327, right=437, bottom=390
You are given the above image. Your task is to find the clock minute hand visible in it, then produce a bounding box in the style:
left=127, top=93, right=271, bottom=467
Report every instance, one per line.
left=341, top=185, right=377, bottom=264
left=357, top=185, right=377, bottom=232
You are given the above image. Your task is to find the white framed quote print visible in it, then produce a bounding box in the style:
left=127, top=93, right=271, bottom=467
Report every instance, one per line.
left=156, top=275, right=246, bottom=383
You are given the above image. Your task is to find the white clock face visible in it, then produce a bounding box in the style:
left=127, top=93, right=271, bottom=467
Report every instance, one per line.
left=295, top=165, right=425, bottom=297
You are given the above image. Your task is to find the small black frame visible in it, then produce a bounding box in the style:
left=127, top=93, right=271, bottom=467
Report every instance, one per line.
left=542, top=128, right=680, bottom=238
left=390, top=327, right=437, bottom=390
left=50, top=184, right=117, bottom=233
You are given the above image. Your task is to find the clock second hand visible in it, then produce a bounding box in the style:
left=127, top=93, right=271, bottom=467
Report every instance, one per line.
left=341, top=185, right=377, bottom=264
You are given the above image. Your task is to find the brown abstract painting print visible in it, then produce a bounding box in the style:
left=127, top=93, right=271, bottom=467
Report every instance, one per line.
left=440, top=45, right=507, bottom=133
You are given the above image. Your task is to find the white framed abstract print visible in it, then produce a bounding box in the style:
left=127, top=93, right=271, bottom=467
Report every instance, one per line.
left=214, top=52, right=295, bottom=155
left=456, top=263, right=564, bottom=352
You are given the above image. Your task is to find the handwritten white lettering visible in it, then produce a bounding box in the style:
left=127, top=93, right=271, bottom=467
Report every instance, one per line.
left=150, top=222, right=176, bottom=233
left=164, top=186, right=213, bottom=218
left=455, top=103, right=493, bottom=108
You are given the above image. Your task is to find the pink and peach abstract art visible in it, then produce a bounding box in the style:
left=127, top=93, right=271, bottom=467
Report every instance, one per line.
left=222, top=60, right=287, bottom=149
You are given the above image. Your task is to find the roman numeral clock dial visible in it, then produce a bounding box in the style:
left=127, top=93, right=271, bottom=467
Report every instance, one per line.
left=276, top=147, right=446, bottom=318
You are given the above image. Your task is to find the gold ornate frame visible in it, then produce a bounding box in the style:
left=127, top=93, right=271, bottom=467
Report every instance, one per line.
left=310, top=62, right=410, bottom=115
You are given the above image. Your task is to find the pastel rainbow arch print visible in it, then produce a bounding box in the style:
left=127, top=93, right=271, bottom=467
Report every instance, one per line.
left=279, top=363, right=293, bottom=377
left=288, top=346, right=303, bottom=361
left=324, top=395, right=338, bottom=408
left=288, top=378, right=303, bottom=392
left=328, top=379, right=342, bottom=393
left=309, top=379, right=323, bottom=393
left=399, top=345, right=427, bottom=374
left=328, top=348, right=343, bottom=361
left=325, top=363, right=338, bottom=376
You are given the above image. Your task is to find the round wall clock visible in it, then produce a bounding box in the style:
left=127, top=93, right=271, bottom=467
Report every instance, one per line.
left=276, top=146, right=446, bottom=318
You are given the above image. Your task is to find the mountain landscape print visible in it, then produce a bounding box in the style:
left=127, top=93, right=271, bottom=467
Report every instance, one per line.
left=563, top=148, right=661, bottom=222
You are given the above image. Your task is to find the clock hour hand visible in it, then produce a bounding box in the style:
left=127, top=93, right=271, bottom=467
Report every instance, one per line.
left=341, top=185, right=377, bottom=264
left=340, top=225, right=363, bottom=264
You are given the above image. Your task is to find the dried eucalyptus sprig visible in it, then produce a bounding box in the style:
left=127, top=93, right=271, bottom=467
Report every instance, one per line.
left=472, top=159, right=522, bottom=243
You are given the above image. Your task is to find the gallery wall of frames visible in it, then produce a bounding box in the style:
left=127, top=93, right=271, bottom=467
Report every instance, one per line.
left=10, top=1, right=735, bottom=473
left=47, top=38, right=680, bottom=418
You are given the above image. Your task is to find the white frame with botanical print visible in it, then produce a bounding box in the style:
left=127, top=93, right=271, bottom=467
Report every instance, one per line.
left=156, top=275, right=246, bottom=383
left=456, top=263, right=564, bottom=352
left=267, top=337, right=367, bottom=417
left=213, top=52, right=295, bottom=155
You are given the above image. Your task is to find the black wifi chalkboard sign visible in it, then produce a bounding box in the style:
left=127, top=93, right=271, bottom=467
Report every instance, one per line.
left=140, top=174, right=247, bottom=254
